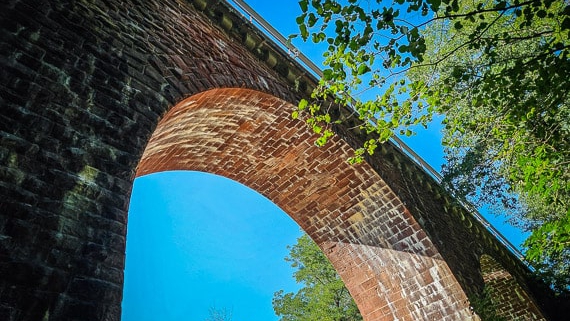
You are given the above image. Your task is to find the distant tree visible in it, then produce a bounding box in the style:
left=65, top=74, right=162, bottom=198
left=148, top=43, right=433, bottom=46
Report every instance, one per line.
left=272, top=234, right=362, bottom=321
left=205, top=306, right=233, bottom=321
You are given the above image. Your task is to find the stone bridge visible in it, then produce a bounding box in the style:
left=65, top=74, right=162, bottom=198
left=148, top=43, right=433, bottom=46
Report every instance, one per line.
left=0, top=0, right=564, bottom=320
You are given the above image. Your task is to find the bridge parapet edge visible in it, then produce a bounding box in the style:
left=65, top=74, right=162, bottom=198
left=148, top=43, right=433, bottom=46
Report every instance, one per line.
left=189, top=0, right=319, bottom=100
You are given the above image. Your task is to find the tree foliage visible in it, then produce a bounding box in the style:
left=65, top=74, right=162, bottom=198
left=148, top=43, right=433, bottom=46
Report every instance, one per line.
left=204, top=306, right=233, bottom=321
left=293, top=0, right=569, bottom=290
left=272, top=234, right=362, bottom=321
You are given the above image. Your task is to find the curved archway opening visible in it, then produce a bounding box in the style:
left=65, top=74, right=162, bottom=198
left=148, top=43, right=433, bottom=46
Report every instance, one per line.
left=130, top=87, right=476, bottom=321
left=122, top=170, right=303, bottom=321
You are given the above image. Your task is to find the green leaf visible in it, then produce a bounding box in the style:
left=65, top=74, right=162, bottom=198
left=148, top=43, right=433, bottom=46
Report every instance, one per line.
left=298, top=99, right=308, bottom=111
left=429, top=0, right=441, bottom=12
left=357, top=64, right=370, bottom=75
left=299, top=0, right=308, bottom=12
left=296, top=13, right=306, bottom=25
left=299, top=24, right=308, bottom=40
left=313, top=124, right=322, bottom=134
left=322, top=68, right=334, bottom=80
left=307, top=13, right=317, bottom=27
left=334, top=20, right=344, bottom=33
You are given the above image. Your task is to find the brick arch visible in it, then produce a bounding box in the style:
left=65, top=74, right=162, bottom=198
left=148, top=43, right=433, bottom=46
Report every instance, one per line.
left=479, top=254, right=545, bottom=320
left=136, top=87, right=477, bottom=321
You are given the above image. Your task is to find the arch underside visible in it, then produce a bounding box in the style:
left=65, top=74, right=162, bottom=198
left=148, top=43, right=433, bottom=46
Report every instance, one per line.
left=137, top=88, right=477, bottom=321
left=479, top=255, right=544, bottom=320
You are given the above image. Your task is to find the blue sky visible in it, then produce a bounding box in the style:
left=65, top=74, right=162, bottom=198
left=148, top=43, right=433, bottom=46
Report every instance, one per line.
left=122, top=171, right=301, bottom=321
left=121, top=1, right=528, bottom=320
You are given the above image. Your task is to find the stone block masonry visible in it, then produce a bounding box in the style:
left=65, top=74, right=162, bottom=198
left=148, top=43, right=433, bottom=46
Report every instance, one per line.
left=0, top=0, right=564, bottom=320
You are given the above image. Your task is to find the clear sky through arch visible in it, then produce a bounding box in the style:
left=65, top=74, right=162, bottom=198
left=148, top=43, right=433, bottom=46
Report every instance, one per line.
left=122, top=171, right=302, bottom=321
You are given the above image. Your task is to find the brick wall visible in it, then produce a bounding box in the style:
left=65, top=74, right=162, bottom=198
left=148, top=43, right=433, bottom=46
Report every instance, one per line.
left=480, top=255, right=544, bottom=320
left=0, top=0, right=562, bottom=320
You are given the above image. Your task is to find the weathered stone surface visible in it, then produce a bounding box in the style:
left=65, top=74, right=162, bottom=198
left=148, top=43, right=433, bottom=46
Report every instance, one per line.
left=0, top=0, right=565, bottom=320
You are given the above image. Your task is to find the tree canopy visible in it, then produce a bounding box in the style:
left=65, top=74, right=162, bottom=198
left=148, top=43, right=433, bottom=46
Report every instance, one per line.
left=293, top=0, right=569, bottom=290
left=272, top=234, right=362, bottom=321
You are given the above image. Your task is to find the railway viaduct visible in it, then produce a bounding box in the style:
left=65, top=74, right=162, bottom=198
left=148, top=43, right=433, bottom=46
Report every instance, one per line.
left=0, top=0, right=565, bottom=320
